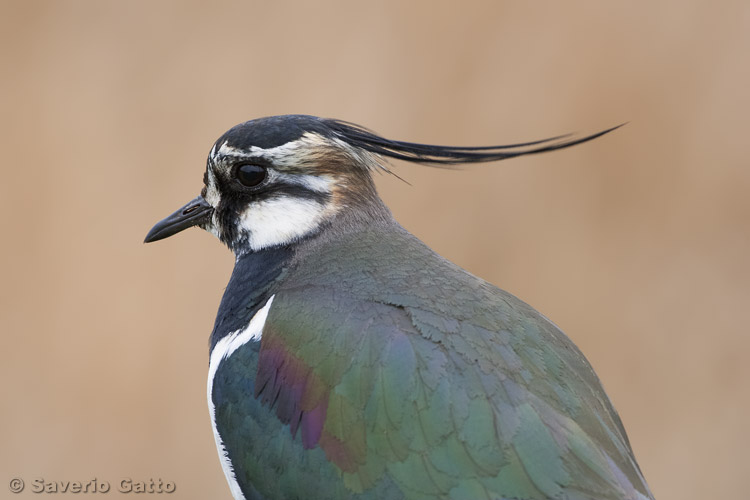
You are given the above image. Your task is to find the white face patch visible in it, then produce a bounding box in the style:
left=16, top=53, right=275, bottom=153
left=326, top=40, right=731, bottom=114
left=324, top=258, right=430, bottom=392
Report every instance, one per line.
left=204, top=131, right=373, bottom=253
left=203, top=167, right=221, bottom=207
left=212, top=132, right=381, bottom=172
left=207, top=295, right=275, bottom=500
left=238, top=196, right=333, bottom=252
left=201, top=167, right=223, bottom=240
left=247, top=133, right=328, bottom=167
left=274, top=171, right=333, bottom=193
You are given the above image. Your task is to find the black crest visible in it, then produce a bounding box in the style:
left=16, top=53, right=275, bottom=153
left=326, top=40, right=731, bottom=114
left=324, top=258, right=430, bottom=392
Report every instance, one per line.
left=324, top=118, right=623, bottom=166
left=214, top=115, right=622, bottom=168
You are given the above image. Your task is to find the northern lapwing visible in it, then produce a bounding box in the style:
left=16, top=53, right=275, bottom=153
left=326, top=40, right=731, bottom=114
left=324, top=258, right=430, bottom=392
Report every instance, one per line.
left=145, top=115, right=653, bottom=500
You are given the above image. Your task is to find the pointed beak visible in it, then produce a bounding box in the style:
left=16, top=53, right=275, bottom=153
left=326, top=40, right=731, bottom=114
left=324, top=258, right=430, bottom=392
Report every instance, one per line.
left=144, top=195, right=214, bottom=243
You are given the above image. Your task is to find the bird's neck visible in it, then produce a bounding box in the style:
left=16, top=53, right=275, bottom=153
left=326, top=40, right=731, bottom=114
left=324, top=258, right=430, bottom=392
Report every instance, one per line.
left=208, top=245, right=294, bottom=352
left=208, top=197, right=395, bottom=352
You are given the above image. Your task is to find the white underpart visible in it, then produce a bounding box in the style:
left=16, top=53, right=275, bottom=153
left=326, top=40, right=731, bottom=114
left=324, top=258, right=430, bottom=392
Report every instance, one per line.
left=239, top=196, right=333, bottom=252
left=207, top=295, right=275, bottom=500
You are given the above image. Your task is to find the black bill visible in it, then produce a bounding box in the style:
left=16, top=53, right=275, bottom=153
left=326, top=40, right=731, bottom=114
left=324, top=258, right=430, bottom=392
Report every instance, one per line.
left=144, top=196, right=213, bottom=243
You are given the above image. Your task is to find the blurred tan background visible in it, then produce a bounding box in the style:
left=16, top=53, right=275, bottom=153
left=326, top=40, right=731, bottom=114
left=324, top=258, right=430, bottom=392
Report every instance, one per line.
left=1, top=1, right=748, bottom=499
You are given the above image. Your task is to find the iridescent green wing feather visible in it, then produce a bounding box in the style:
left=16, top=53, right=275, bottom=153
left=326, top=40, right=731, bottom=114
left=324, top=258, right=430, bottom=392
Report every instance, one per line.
left=255, top=224, right=653, bottom=500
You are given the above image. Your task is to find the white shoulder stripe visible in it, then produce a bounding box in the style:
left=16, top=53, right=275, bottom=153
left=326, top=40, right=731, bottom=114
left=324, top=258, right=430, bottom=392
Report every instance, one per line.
left=207, top=295, right=275, bottom=500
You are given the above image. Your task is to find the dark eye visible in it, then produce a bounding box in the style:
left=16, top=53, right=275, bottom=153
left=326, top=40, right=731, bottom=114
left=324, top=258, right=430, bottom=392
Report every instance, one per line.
left=236, top=164, right=267, bottom=188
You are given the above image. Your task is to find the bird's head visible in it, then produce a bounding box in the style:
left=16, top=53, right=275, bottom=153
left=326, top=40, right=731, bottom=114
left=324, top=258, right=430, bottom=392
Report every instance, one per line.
left=145, top=114, right=619, bottom=255
left=144, top=115, right=389, bottom=254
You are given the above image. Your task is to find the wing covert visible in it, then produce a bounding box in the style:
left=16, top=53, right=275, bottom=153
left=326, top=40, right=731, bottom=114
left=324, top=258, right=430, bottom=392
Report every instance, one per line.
left=254, top=282, right=651, bottom=500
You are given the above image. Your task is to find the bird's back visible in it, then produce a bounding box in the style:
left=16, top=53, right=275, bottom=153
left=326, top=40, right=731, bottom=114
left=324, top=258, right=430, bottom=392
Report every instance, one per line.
left=211, top=219, right=653, bottom=499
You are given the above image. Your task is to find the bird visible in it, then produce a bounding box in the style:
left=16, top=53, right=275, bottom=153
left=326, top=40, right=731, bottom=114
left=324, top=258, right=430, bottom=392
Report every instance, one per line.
left=144, top=115, right=653, bottom=500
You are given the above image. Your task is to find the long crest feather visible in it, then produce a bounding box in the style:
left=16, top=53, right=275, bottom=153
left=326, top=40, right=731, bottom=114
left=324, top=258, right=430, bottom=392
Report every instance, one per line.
left=325, top=119, right=624, bottom=167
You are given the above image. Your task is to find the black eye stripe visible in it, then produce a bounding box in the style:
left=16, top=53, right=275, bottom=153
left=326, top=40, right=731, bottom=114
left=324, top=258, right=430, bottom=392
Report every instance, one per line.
left=226, top=181, right=331, bottom=205
left=268, top=183, right=331, bottom=204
